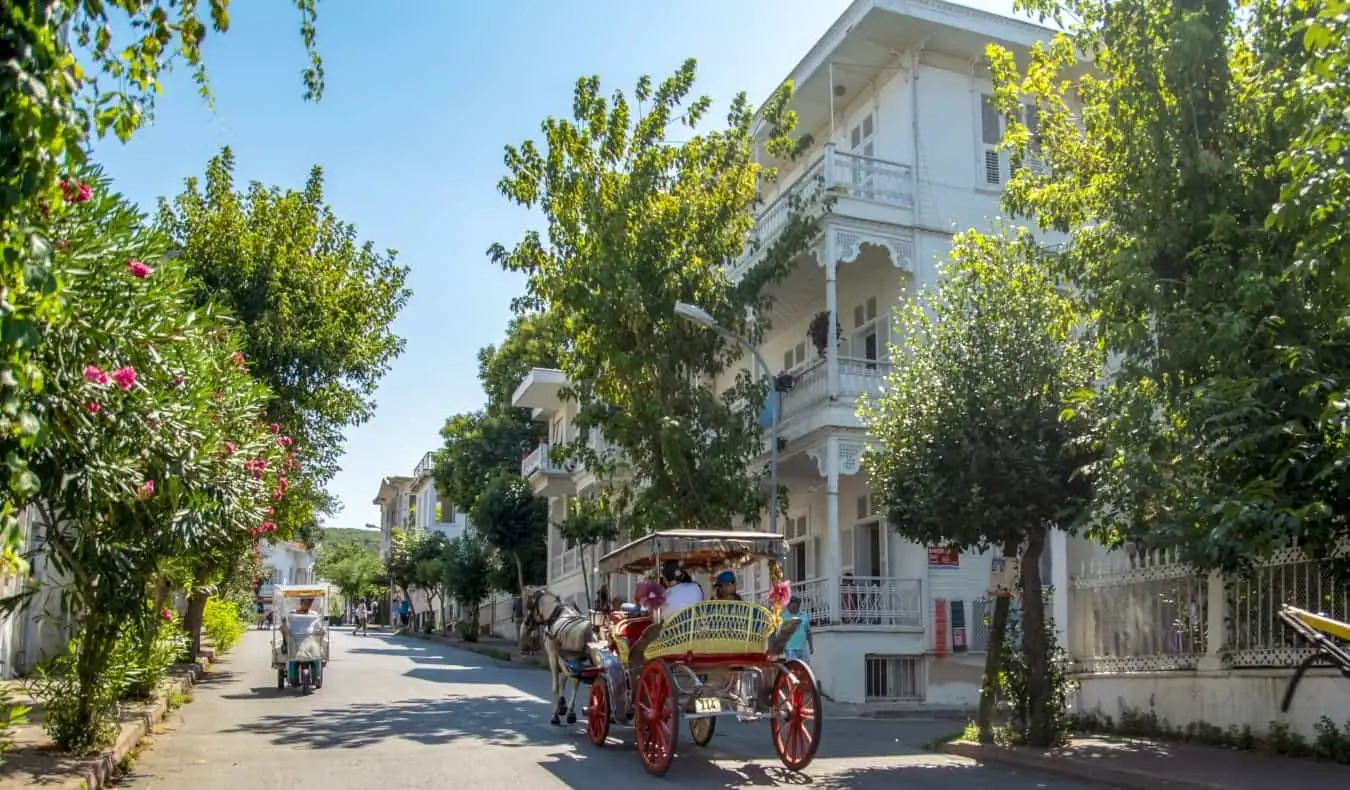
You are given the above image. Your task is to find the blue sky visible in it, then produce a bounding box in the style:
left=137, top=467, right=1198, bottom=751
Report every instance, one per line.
left=93, top=0, right=1017, bottom=528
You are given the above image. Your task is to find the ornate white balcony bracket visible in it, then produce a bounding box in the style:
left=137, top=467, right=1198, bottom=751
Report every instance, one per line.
left=815, top=226, right=915, bottom=276
left=807, top=438, right=867, bottom=478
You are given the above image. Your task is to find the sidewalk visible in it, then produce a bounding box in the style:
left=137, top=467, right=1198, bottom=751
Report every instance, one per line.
left=942, top=734, right=1350, bottom=790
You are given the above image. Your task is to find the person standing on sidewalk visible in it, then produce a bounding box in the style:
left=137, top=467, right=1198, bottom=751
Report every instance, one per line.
left=783, top=597, right=813, bottom=663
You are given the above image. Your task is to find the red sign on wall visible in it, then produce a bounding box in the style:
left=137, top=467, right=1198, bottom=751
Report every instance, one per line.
left=927, top=547, right=960, bottom=568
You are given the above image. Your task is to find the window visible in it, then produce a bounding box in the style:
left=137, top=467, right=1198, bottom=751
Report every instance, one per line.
left=848, top=113, right=877, bottom=197
left=979, top=94, right=1045, bottom=187
left=849, top=297, right=883, bottom=368
left=785, top=515, right=817, bottom=582
left=550, top=416, right=565, bottom=446
left=865, top=655, right=925, bottom=701
left=781, top=341, right=808, bottom=372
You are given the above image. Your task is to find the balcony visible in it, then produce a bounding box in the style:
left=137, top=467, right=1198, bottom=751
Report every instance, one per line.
left=774, top=356, right=892, bottom=443
left=760, top=576, right=923, bottom=629
left=731, top=143, right=914, bottom=280
left=521, top=442, right=574, bottom=497
left=413, top=451, right=435, bottom=480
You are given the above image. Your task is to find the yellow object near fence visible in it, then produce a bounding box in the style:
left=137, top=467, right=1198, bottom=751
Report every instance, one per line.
left=1288, top=606, right=1350, bottom=642
left=646, top=600, right=777, bottom=659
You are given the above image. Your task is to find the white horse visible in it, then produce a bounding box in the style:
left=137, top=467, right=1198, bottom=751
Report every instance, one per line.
left=523, top=587, right=597, bottom=726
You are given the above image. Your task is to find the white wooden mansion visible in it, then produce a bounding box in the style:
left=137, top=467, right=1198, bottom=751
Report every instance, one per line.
left=510, top=0, right=1350, bottom=734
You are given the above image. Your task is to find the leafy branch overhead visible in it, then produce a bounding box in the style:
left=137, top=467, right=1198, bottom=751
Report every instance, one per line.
left=489, top=59, right=821, bottom=532
left=989, top=0, right=1350, bottom=571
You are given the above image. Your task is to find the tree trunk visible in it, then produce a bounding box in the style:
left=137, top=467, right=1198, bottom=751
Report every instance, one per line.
left=1019, top=524, right=1054, bottom=747
left=975, top=593, right=1012, bottom=743
left=182, top=590, right=208, bottom=663
left=580, top=544, right=591, bottom=611
left=514, top=553, right=527, bottom=649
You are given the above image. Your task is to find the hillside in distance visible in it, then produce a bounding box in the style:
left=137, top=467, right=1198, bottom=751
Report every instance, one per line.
left=321, top=527, right=380, bottom=553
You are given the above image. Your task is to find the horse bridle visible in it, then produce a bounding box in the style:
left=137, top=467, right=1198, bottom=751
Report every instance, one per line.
left=524, top=588, right=567, bottom=634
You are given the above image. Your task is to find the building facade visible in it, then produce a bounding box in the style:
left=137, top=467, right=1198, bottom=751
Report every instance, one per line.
left=410, top=451, right=468, bottom=542
left=512, top=0, right=1084, bottom=706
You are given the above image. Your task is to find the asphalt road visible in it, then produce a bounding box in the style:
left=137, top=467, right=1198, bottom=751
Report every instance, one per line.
left=119, top=628, right=1108, bottom=789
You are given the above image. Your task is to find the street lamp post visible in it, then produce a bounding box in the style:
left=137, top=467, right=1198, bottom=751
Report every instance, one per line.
left=674, top=301, right=781, bottom=537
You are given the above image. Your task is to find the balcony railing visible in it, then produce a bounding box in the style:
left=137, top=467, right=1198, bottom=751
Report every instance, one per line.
left=733, top=143, right=914, bottom=276
left=413, top=451, right=435, bottom=479
left=521, top=443, right=570, bottom=478
left=779, top=356, right=893, bottom=423
left=755, top=575, right=923, bottom=628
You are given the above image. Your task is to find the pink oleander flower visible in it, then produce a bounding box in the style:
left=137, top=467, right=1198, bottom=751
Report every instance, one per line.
left=87, top=401, right=101, bottom=414
left=126, top=260, right=152, bottom=279
left=137, top=480, right=155, bottom=499
left=173, top=375, right=184, bottom=387
left=277, top=477, right=288, bottom=494
left=264, top=507, right=275, bottom=516
left=225, top=441, right=236, bottom=455
left=635, top=580, right=666, bottom=611
left=84, top=365, right=109, bottom=385
left=261, top=521, right=276, bottom=533
left=230, top=352, right=245, bottom=367
left=272, top=489, right=284, bottom=502
left=61, top=180, right=92, bottom=204
left=278, top=435, right=292, bottom=447
left=768, top=580, right=792, bottom=609
left=160, top=608, right=174, bottom=621
left=111, top=366, right=136, bottom=391
left=270, top=423, right=280, bottom=434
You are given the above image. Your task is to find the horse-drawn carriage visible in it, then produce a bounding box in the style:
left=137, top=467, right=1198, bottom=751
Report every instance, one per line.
left=523, top=530, right=821, bottom=777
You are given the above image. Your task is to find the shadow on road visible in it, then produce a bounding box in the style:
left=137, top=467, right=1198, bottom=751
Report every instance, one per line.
left=226, top=693, right=571, bottom=749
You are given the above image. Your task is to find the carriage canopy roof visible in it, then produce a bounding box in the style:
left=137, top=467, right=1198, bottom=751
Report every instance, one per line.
left=598, top=530, right=788, bottom=575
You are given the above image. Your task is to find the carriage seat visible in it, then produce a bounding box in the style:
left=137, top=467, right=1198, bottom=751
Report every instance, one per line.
left=646, top=599, right=776, bottom=659
left=611, top=611, right=654, bottom=645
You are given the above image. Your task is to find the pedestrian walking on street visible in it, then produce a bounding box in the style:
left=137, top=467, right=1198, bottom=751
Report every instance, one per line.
left=354, top=600, right=369, bottom=635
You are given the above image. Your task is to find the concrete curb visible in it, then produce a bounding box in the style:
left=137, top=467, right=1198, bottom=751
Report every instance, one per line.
left=397, top=630, right=546, bottom=668
left=940, top=741, right=1221, bottom=790
left=54, top=660, right=208, bottom=790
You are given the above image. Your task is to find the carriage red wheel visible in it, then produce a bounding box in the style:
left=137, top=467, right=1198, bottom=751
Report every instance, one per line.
left=587, top=681, right=610, bottom=746
left=770, top=659, right=822, bottom=771
left=634, top=661, right=679, bottom=776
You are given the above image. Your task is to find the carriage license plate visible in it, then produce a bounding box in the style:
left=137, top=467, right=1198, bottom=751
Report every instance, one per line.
left=694, top=698, right=722, bottom=714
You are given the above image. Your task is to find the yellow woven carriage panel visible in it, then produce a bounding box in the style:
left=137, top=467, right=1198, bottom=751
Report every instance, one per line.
left=647, top=600, right=777, bottom=658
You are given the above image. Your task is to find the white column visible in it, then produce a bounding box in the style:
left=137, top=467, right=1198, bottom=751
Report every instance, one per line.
left=824, top=243, right=840, bottom=399
left=1050, top=528, right=1069, bottom=649
left=1198, top=571, right=1227, bottom=671
left=825, top=435, right=843, bottom=624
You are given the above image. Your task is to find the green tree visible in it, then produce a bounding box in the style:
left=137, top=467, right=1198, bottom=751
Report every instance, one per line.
left=0, top=0, right=322, bottom=583
left=383, top=527, right=418, bottom=604
left=157, top=147, right=412, bottom=540
left=987, top=0, right=1350, bottom=570
left=443, top=532, right=494, bottom=642
left=19, top=173, right=287, bottom=751
left=410, top=531, right=451, bottom=630
left=433, top=410, right=537, bottom=516
left=314, top=539, right=383, bottom=604
left=860, top=229, right=1102, bottom=747
left=477, top=313, right=563, bottom=413
left=557, top=495, right=620, bottom=608
left=490, top=60, right=819, bottom=533
left=472, top=474, right=547, bottom=604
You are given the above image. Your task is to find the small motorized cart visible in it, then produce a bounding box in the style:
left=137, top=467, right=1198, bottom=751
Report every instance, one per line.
left=1277, top=604, right=1350, bottom=712
left=584, top=530, right=821, bottom=777
left=271, top=584, right=331, bottom=695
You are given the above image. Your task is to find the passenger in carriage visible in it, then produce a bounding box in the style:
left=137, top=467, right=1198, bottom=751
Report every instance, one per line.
left=660, top=560, right=704, bottom=619
left=713, top=570, right=743, bottom=601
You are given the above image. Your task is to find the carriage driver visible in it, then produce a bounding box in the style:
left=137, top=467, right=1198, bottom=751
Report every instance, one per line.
left=714, top=570, right=743, bottom=601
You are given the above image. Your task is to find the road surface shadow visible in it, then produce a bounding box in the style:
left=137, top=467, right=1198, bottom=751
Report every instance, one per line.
left=227, top=694, right=572, bottom=749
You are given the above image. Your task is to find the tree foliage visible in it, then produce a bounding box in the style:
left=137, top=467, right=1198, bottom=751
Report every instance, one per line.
left=18, top=173, right=290, bottom=751
left=557, top=495, right=621, bottom=606
left=444, top=532, right=494, bottom=640
left=0, top=0, right=322, bottom=581
left=861, top=228, right=1102, bottom=746
left=157, top=147, right=412, bottom=534
left=989, top=0, right=1350, bottom=570
left=314, top=538, right=383, bottom=603
left=490, top=60, right=818, bottom=532
left=472, top=474, right=548, bottom=596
